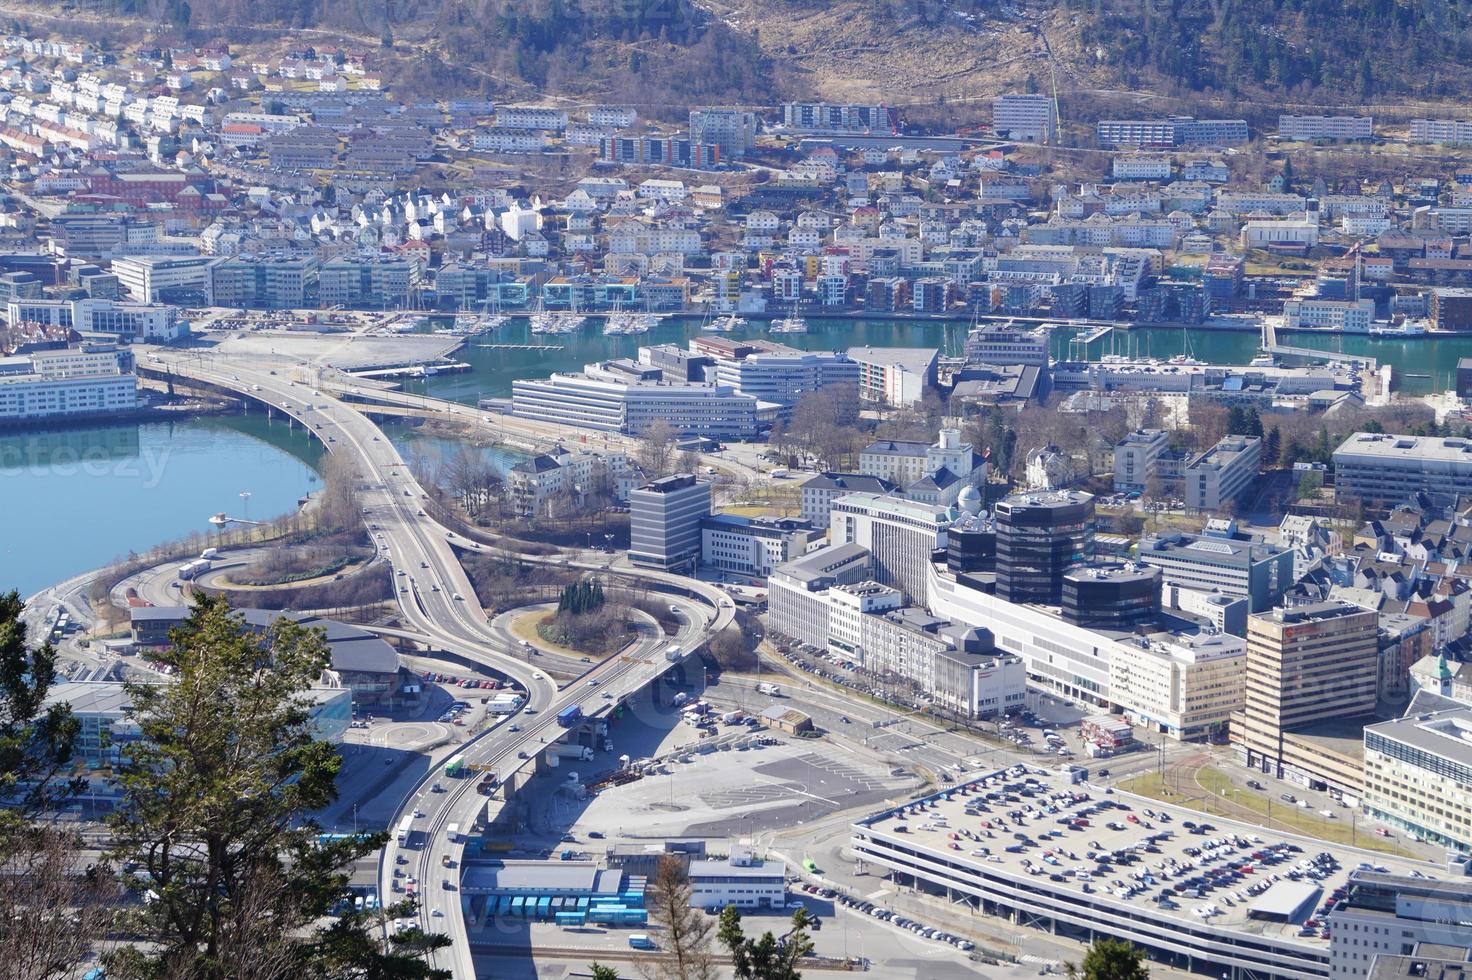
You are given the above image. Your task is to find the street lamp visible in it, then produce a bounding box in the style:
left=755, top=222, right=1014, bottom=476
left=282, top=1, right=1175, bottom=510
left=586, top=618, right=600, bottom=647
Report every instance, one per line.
left=240, top=490, right=251, bottom=522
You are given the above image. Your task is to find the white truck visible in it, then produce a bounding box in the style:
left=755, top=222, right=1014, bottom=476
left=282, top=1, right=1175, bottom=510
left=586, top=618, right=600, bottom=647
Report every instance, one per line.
left=446, top=823, right=461, bottom=844
left=721, top=710, right=746, bottom=725
left=757, top=682, right=780, bottom=697
left=665, top=644, right=683, bottom=663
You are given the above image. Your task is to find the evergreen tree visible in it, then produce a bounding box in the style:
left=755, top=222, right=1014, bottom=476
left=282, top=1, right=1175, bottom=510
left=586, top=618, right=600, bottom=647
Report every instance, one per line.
left=1263, top=427, right=1282, bottom=466
left=1066, top=937, right=1150, bottom=980
left=105, top=596, right=450, bottom=979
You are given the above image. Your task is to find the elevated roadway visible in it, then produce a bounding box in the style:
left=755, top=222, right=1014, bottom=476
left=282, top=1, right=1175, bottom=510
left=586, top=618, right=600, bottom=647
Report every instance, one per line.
left=140, top=349, right=734, bottom=977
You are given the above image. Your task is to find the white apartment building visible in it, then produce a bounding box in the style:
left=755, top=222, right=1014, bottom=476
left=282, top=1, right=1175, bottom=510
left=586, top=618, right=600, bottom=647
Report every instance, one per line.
left=1281, top=298, right=1375, bottom=332
left=859, top=429, right=980, bottom=487
left=1214, top=191, right=1306, bottom=215
left=505, top=447, right=631, bottom=516
left=1278, top=114, right=1373, bottom=141
left=472, top=128, right=546, bottom=153
left=688, top=107, right=756, bottom=156
left=1410, top=118, right=1472, bottom=144
left=847, top=346, right=938, bottom=408
left=1111, top=154, right=1172, bottom=180
left=992, top=93, right=1057, bottom=143
left=709, top=348, right=857, bottom=414
left=1183, top=435, right=1261, bottom=512
left=493, top=106, right=568, bottom=131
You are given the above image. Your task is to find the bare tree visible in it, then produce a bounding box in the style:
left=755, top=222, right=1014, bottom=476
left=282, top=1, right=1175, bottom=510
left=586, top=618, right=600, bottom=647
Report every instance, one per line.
left=636, top=420, right=680, bottom=479
left=0, top=826, right=115, bottom=980
left=641, top=856, right=717, bottom=980
left=443, top=447, right=503, bottom=518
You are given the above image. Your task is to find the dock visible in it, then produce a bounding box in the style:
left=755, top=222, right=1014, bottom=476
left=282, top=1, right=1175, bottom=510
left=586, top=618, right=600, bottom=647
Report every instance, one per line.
left=1260, top=318, right=1377, bottom=370
left=475, top=344, right=565, bottom=351
left=352, top=361, right=472, bottom=380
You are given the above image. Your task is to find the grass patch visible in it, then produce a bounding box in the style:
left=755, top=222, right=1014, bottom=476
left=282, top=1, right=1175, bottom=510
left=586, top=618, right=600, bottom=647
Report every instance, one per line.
left=1118, top=767, right=1414, bottom=857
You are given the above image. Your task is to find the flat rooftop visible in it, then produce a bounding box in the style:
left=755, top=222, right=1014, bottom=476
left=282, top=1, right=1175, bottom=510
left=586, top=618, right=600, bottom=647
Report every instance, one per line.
left=1335, top=432, right=1472, bottom=463
left=854, top=765, right=1447, bottom=953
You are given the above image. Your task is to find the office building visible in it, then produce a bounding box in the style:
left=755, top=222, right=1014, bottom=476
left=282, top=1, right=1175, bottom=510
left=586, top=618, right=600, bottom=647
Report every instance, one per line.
left=830, top=492, right=950, bottom=604
left=700, top=514, right=819, bottom=578
left=208, top=255, right=319, bottom=309
left=1136, top=531, right=1294, bottom=613
left=319, top=255, right=419, bottom=308
left=1278, top=114, right=1373, bottom=141
left=705, top=343, right=858, bottom=416
left=0, top=350, right=137, bottom=423
left=110, top=255, right=215, bottom=303
left=1183, top=435, right=1261, bottom=512
left=1113, top=428, right=1171, bottom=493
left=798, top=472, right=897, bottom=529
left=7, top=297, right=186, bottom=342
left=1333, top=432, right=1472, bottom=504
left=688, top=107, right=756, bottom=157
left=847, top=346, right=938, bottom=407
left=1431, top=288, right=1472, bottom=331
left=1362, top=704, right=1472, bottom=854
left=1329, top=873, right=1472, bottom=980
left=992, top=94, right=1057, bottom=143
left=629, top=474, right=711, bottom=572
left=964, top=323, right=1050, bottom=366
left=1061, top=563, right=1161, bottom=629
left=1282, top=298, right=1376, bottom=332
left=1108, top=631, right=1247, bottom=740
left=687, top=848, right=786, bottom=910
left=1233, top=600, right=1379, bottom=795
left=768, top=543, right=873, bottom=648
left=994, top=490, right=1095, bottom=606
left=511, top=363, right=764, bottom=438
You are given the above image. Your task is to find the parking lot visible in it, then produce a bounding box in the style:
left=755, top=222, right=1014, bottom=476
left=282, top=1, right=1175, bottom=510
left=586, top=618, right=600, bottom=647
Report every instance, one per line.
left=855, top=765, right=1451, bottom=953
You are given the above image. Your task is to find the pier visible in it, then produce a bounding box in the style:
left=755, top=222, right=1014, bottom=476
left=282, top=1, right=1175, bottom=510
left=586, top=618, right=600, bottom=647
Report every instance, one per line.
left=474, top=343, right=565, bottom=351
left=1260, top=318, right=1378, bottom=370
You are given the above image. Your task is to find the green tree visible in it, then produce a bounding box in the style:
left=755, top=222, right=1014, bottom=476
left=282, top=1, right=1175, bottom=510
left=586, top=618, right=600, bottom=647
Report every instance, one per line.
left=0, top=590, right=81, bottom=821
left=1298, top=471, right=1324, bottom=501
left=719, top=906, right=813, bottom=980
left=1262, top=427, right=1282, bottom=466
left=1066, top=937, right=1151, bottom=980
left=591, top=965, right=621, bottom=980
left=105, top=595, right=450, bottom=979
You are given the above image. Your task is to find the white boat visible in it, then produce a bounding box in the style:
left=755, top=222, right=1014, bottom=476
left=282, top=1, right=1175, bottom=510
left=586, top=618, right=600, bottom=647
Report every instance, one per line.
left=529, top=311, right=557, bottom=334
left=770, top=315, right=808, bottom=334
left=1369, top=320, right=1428, bottom=337
left=626, top=313, right=657, bottom=334
left=705, top=314, right=746, bottom=333
left=604, top=313, right=632, bottom=336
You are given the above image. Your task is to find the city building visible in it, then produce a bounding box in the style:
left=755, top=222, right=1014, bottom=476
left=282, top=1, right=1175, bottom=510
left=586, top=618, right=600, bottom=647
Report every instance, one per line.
left=688, top=107, right=756, bottom=157
left=847, top=346, right=938, bottom=407
left=992, top=94, right=1057, bottom=143
left=208, top=255, right=319, bottom=308
left=1430, top=288, right=1472, bottom=331
left=1113, top=428, right=1171, bottom=493
left=1060, top=562, right=1161, bottom=629
left=964, top=323, right=1050, bottom=366
left=629, top=474, right=711, bottom=573
left=1232, top=600, right=1380, bottom=796
left=829, top=492, right=951, bottom=604
left=1137, top=531, right=1294, bottom=613
left=703, top=341, right=858, bottom=417
left=767, top=542, right=873, bottom=647
left=318, top=254, right=419, bottom=308
left=1282, top=298, right=1376, bottom=332
left=1096, top=116, right=1249, bottom=148
left=110, top=255, right=215, bottom=303
left=1108, top=630, right=1247, bottom=739
left=1329, top=873, right=1472, bottom=980
left=1333, top=432, right=1472, bottom=504
left=700, top=514, right=819, bottom=578
left=1183, top=435, right=1261, bottom=512
left=511, top=363, right=765, bottom=438
left=504, top=447, right=630, bottom=517
left=1362, top=704, right=1472, bottom=854
left=781, top=102, right=895, bottom=134
left=1410, top=118, right=1472, bottom=144
left=993, top=490, right=1095, bottom=606
left=798, top=472, right=897, bottom=529
left=687, top=847, right=786, bottom=910
left=7, top=297, right=186, bottom=342
left=0, top=347, right=137, bottom=424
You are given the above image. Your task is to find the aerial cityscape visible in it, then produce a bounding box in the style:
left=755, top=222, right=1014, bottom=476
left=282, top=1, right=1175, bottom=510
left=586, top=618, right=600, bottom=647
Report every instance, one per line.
left=10, top=2, right=1472, bottom=979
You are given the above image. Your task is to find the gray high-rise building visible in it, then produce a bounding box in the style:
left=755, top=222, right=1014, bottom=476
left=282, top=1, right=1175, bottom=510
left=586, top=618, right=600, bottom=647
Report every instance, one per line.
left=994, top=490, right=1095, bottom=605
left=629, top=474, right=711, bottom=572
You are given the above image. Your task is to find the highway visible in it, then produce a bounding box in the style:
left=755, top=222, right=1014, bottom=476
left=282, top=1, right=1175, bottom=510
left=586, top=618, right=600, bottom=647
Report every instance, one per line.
left=143, top=348, right=734, bottom=977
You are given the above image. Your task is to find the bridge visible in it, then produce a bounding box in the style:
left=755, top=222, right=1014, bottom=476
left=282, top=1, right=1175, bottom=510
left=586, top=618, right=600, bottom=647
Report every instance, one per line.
left=1259, top=317, right=1378, bottom=370
left=140, top=349, right=735, bottom=978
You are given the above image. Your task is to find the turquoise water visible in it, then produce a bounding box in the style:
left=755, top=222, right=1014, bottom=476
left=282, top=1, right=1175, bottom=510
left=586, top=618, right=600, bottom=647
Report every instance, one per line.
left=3, top=414, right=323, bottom=598
left=403, top=317, right=1469, bottom=401
left=382, top=421, right=528, bottom=481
